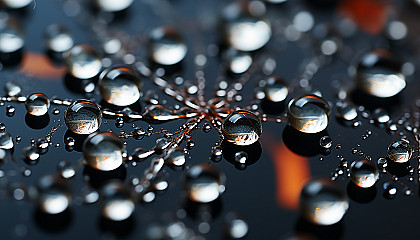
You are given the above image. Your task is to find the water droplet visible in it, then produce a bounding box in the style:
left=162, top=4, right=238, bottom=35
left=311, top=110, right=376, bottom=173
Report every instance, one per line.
left=83, top=132, right=124, bottom=171
left=64, top=44, right=102, bottom=79
left=115, top=117, right=124, bottom=128
left=24, top=146, right=39, bottom=161
left=0, top=17, right=24, bottom=53
left=202, top=122, right=211, bottom=133
left=25, top=93, right=50, bottom=116
left=149, top=26, right=187, bottom=65
left=35, top=175, right=71, bottom=214
left=96, top=0, right=133, bottom=12
left=224, top=212, right=249, bottom=239
left=335, top=101, right=357, bottom=121
left=0, top=132, right=14, bottom=149
left=166, top=148, right=186, bottom=166
left=64, top=137, right=75, bottom=147
left=4, top=81, right=21, bottom=96
left=0, top=122, right=5, bottom=132
left=225, top=49, right=252, bottom=74
left=211, top=146, right=223, bottom=162
left=185, top=164, right=226, bottom=203
left=101, top=181, right=134, bottom=221
left=57, top=161, right=76, bottom=179
left=65, top=99, right=102, bottom=134
left=234, top=151, right=248, bottom=164
left=356, top=49, right=405, bottom=98
left=288, top=95, right=330, bottom=133
left=44, top=24, right=74, bottom=53
left=6, top=105, right=15, bottom=117
left=2, top=0, right=32, bottom=8
left=222, top=110, right=262, bottom=146
left=52, top=108, right=60, bottom=115
left=262, top=76, right=288, bottom=103
left=383, top=182, right=397, bottom=199
left=222, top=2, right=271, bottom=51
left=387, top=139, right=412, bottom=163
left=98, top=65, right=142, bottom=106
left=319, top=136, right=332, bottom=149
left=299, top=179, right=349, bottom=225
left=350, top=160, right=379, bottom=188
left=372, top=108, right=390, bottom=123
left=132, top=126, right=145, bottom=140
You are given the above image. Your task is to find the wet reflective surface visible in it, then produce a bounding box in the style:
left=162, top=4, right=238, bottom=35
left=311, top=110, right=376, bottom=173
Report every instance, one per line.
left=1, top=1, right=420, bottom=239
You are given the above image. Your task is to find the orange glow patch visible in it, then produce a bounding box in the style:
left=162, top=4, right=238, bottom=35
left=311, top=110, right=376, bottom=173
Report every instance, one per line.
left=270, top=141, right=310, bottom=210
left=19, top=52, right=65, bottom=80
left=337, top=0, right=389, bottom=34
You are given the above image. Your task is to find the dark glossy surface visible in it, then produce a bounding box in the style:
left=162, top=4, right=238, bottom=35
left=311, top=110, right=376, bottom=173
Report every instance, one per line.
left=1, top=1, right=420, bottom=240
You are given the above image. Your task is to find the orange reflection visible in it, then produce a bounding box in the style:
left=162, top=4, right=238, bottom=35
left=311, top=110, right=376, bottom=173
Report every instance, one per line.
left=337, top=0, right=389, bottom=34
left=19, top=52, right=65, bottom=80
left=270, top=141, right=310, bottom=210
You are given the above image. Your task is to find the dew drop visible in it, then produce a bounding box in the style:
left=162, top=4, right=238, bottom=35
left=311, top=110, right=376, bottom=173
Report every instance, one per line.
left=350, top=160, right=379, bottom=188
left=222, top=110, right=262, bottom=146
left=25, top=93, right=50, bottom=116
left=57, top=160, right=76, bottom=179
left=299, top=179, right=349, bottom=225
left=64, top=100, right=102, bottom=135
left=6, top=105, right=15, bottom=117
left=0, top=132, right=14, bottom=149
left=83, top=132, right=124, bottom=171
left=262, top=76, right=288, bottom=103
left=319, top=136, right=332, bottom=149
left=387, top=139, right=412, bottom=163
left=166, top=148, right=186, bottom=167
left=222, top=2, right=271, bottom=52
left=23, top=146, right=39, bottom=161
left=185, top=164, right=226, bottom=203
left=64, top=44, right=102, bottom=79
left=35, top=175, right=71, bottom=214
left=335, top=101, right=357, bottom=121
left=101, top=181, right=134, bottom=221
left=149, top=26, right=187, bottom=65
left=4, top=81, right=21, bottom=96
left=96, top=0, right=133, bottom=12
left=288, top=95, right=330, bottom=133
left=0, top=17, right=24, bottom=53
left=356, top=49, right=405, bottom=98
left=44, top=24, right=74, bottom=53
left=98, top=65, right=142, bottom=106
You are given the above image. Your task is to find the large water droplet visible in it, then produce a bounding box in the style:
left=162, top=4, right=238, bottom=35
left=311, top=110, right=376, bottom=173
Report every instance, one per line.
left=44, top=24, right=74, bottom=53
left=222, top=110, right=262, bottom=146
left=1, top=0, right=32, bottom=8
left=64, top=44, right=102, bottom=79
left=262, top=76, right=288, bottom=103
left=225, top=49, right=252, bottom=74
left=350, top=160, right=379, bottom=188
left=101, top=181, right=135, bottom=221
left=288, top=95, right=330, bottom=133
left=166, top=148, right=186, bottom=167
left=4, top=81, right=21, bottom=96
left=0, top=17, right=24, bottom=53
left=387, top=139, right=412, bottom=163
left=0, top=132, right=13, bottom=149
left=222, top=2, right=271, bottom=51
left=98, top=65, right=142, bottom=106
left=83, top=132, right=124, bottom=171
left=65, top=100, right=102, bottom=134
left=356, top=49, right=405, bottom=98
left=335, top=101, right=357, bottom=121
left=149, top=26, right=187, bottom=65
left=25, top=93, right=50, bottom=116
left=34, top=175, right=71, bottom=214
left=299, top=179, right=349, bottom=225
left=96, top=0, right=133, bottom=12
left=224, top=212, right=249, bottom=239
left=185, top=164, right=226, bottom=203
